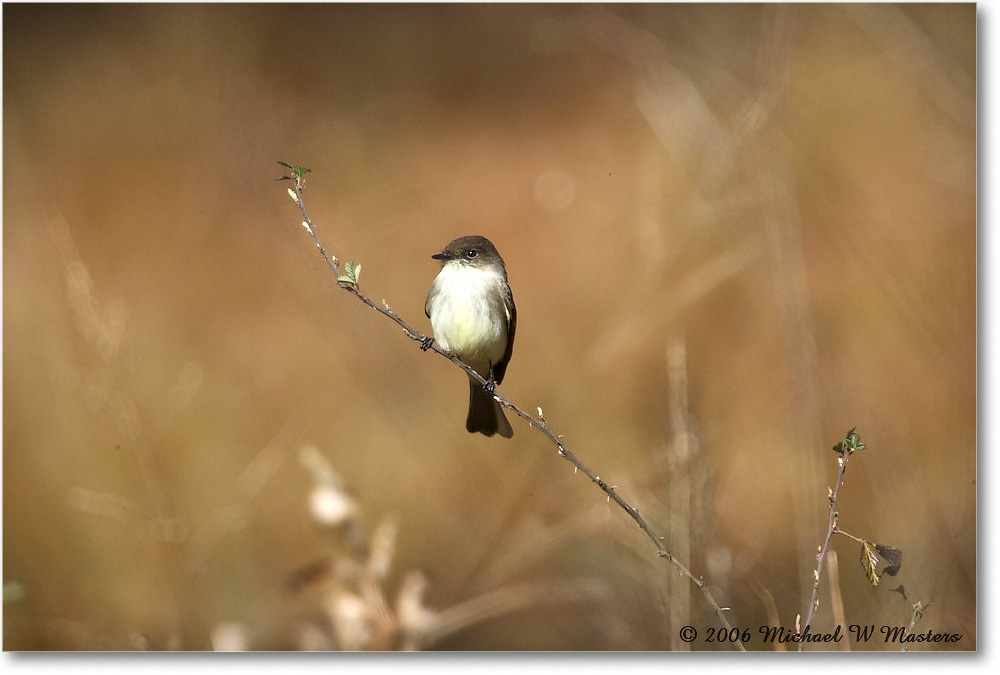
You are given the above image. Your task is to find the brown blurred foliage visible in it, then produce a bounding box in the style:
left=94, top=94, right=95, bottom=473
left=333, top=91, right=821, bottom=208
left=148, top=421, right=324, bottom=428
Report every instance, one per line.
left=3, top=3, right=975, bottom=650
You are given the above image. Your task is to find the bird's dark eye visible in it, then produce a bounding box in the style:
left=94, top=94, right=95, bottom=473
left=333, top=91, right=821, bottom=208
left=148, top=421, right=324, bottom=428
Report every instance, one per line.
left=466, top=249, right=478, bottom=258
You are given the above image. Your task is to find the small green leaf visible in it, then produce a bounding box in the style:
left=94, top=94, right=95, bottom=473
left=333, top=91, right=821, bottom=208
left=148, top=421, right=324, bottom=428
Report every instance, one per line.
left=277, top=161, right=311, bottom=180
left=338, top=260, right=361, bottom=286
left=277, top=161, right=312, bottom=189
left=833, top=427, right=865, bottom=454
left=847, top=432, right=865, bottom=451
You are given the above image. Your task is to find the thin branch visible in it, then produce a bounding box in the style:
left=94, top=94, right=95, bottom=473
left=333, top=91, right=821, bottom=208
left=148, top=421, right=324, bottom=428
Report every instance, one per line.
left=896, top=589, right=930, bottom=653
left=798, top=428, right=862, bottom=651
left=279, top=164, right=745, bottom=651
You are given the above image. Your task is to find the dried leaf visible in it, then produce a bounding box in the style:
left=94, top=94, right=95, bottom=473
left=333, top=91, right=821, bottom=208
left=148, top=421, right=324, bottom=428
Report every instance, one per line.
left=876, top=543, right=903, bottom=577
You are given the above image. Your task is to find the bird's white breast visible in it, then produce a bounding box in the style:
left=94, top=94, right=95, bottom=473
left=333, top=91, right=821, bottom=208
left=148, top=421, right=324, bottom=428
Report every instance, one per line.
left=427, top=263, right=508, bottom=374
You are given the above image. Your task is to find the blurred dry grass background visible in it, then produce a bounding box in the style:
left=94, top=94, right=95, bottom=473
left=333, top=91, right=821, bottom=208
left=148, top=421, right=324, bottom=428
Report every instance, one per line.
left=2, top=3, right=975, bottom=650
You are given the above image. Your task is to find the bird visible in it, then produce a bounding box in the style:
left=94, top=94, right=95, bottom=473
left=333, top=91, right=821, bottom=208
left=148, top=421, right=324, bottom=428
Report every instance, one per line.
left=425, top=235, right=516, bottom=438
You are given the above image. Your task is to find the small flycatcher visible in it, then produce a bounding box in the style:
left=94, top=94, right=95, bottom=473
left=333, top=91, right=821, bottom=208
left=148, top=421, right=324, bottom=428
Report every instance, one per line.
left=425, top=236, right=516, bottom=438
